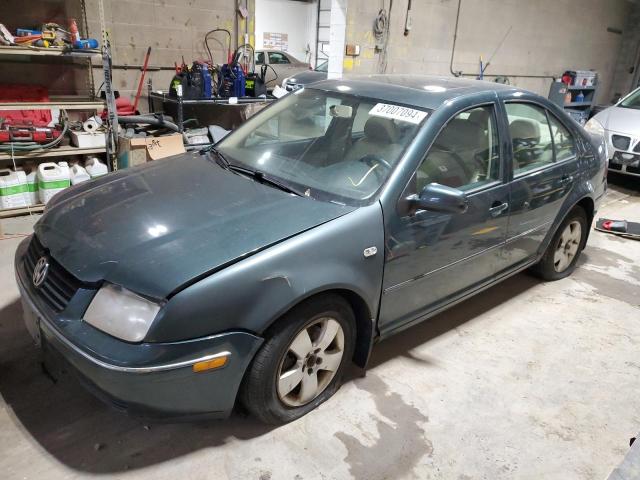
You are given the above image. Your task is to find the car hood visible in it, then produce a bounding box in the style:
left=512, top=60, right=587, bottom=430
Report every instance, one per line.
left=595, top=106, right=640, bottom=136
left=35, top=153, right=354, bottom=299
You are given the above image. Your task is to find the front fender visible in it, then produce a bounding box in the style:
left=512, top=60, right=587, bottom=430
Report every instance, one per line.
left=145, top=203, right=385, bottom=342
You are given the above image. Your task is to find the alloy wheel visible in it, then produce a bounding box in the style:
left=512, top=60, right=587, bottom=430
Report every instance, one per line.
left=554, top=220, right=582, bottom=272
left=277, top=317, right=345, bottom=407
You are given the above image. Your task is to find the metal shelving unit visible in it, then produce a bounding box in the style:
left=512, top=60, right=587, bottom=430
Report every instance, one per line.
left=548, top=72, right=599, bottom=125
left=0, top=99, right=105, bottom=111
left=0, top=145, right=106, bottom=161
left=0, top=204, right=45, bottom=219
left=0, top=45, right=100, bottom=58
left=0, top=0, right=111, bottom=218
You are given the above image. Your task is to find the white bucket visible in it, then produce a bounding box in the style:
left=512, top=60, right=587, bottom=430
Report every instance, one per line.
left=85, top=157, right=108, bottom=178
left=38, top=162, right=70, bottom=204
left=25, top=171, right=39, bottom=206
left=70, top=164, right=91, bottom=185
left=0, top=169, right=29, bottom=209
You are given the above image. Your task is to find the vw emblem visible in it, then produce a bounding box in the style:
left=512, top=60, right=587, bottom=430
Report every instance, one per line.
left=32, top=256, right=49, bottom=288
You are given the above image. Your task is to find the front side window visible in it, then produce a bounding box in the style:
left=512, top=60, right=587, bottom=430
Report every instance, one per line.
left=268, top=52, right=290, bottom=64
left=217, top=89, right=429, bottom=204
left=506, top=103, right=554, bottom=174
left=416, top=105, right=501, bottom=192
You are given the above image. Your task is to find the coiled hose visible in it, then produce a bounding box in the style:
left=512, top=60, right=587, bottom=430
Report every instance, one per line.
left=117, top=115, right=188, bottom=143
left=373, top=9, right=388, bottom=50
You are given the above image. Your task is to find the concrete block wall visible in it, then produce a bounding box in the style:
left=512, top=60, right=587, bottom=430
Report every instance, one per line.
left=343, top=0, right=631, bottom=104
left=609, top=2, right=640, bottom=102
left=86, top=0, right=254, bottom=112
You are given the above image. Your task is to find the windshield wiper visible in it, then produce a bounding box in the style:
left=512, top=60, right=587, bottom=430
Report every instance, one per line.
left=229, top=164, right=305, bottom=197
left=207, top=147, right=231, bottom=170
left=206, top=147, right=305, bottom=197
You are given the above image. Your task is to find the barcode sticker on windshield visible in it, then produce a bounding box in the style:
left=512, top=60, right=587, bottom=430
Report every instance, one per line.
left=368, top=103, right=428, bottom=124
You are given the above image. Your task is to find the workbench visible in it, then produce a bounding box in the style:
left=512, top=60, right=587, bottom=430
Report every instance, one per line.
left=148, top=90, right=276, bottom=132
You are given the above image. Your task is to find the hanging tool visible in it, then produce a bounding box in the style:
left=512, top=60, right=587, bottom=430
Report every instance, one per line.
left=132, top=47, right=152, bottom=114
left=477, top=26, right=513, bottom=78
left=404, top=0, right=412, bottom=36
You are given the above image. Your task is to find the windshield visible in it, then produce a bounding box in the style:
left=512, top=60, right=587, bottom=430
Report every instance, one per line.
left=619, top=88, right=640, bottom=109
left=216, top=88, right=429, bottom=205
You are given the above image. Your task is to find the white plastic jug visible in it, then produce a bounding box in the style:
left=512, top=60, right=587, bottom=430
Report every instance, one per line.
left=38, top=162, right=70, bottom=204
left=70, top=164, right=91, bottom=185
left=25, top=171, right=38, bottom=206
left=85, top=157, right=108, bottom=178
left=0, top=168, right=29, bottom=209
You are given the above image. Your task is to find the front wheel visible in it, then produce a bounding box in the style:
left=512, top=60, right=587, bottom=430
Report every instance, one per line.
left=240, top=294, right=355, bottom=424
left=531, top=206, right=588, bottom=281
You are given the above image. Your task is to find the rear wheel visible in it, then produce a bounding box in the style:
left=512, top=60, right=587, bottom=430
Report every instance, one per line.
left=531, top=206, right=587, bottom=280
left=240, top=294, right=355, bottom=424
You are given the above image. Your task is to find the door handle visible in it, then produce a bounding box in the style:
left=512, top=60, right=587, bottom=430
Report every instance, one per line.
left=489, top=201, right=509, bottom=217
left=559, top=175, right=574, bottom=186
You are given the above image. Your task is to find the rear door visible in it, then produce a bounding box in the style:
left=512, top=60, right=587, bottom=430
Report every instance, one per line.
left=502, top=101, right=576, bottom=269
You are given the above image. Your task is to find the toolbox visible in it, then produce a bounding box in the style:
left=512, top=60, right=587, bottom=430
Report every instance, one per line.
left=0, top=124, right=62, bottom=144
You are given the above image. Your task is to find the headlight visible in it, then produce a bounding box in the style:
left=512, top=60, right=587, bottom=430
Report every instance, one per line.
left=584, top=117, right=605, bottom=137
left=84, top=283, right=161, bottom=342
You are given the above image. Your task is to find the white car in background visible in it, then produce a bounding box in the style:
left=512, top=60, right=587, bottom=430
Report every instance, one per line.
left=255, top=50, right=310, bottom=91
left=585, top=86, right=640, bottom=177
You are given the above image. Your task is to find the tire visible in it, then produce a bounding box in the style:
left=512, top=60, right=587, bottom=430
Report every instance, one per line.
left=530, top=206, right=588, bottom=281
left=240, top=294, right=356, bottom=424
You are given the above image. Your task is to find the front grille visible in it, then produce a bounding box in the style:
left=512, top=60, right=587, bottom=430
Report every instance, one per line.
left=24, top=236, right=82, bottom=312
left=609, top=163, right=622, bottom=170
left=612, top=134, right=631, bottom=150
left=612, top=151, right=640, bottom=166
left=628, top=164, right=640, bottom=174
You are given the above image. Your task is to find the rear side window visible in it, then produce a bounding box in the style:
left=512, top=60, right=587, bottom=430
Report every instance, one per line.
left=255, top=52, right=264, bottom=65
left=505, top=103, right=554, bottom=174
left=548, top=114, right=576, bottom=162
left=416, top=105, right=501, bottom=192
left=268, top=52, right=290, bottom=64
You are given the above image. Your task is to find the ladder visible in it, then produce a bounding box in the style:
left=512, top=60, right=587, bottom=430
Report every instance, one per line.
left=315, top=0, right=331, bottom=68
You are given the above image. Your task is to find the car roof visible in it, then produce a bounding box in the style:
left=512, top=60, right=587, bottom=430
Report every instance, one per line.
left=308, top=74, right=519, bottom=110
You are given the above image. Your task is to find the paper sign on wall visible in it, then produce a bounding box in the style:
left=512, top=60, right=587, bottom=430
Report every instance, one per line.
left=263, top=32, right=289, bottom=51
left=368, top=103, right=428, bottom=124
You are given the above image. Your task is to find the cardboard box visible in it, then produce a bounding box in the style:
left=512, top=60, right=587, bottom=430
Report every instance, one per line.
left=117, top=133, right=185, bottom=169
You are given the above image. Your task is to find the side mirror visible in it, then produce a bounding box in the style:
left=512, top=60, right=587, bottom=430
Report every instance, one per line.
left=408, top=183, right=468, bottom=214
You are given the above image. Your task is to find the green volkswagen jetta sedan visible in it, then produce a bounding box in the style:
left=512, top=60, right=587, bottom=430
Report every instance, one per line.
left=16, top=75, right=607, bottom=424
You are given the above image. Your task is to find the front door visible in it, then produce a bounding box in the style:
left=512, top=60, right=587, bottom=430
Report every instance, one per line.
left=379, top=103, right=510, bottom=335
left=502, top=102, right=577, bottom=268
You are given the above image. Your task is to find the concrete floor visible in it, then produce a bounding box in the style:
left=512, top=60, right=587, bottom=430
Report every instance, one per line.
left=0, top=175, right=639, bottom=480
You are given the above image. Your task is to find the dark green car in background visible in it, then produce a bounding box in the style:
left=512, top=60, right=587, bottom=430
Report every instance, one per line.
left=16, top=75, right=606, bottom=424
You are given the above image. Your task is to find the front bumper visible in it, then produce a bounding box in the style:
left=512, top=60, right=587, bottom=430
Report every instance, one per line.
left=15, top=237, right=263, bottom=419
left=606, top=130, right=640, bottom=177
